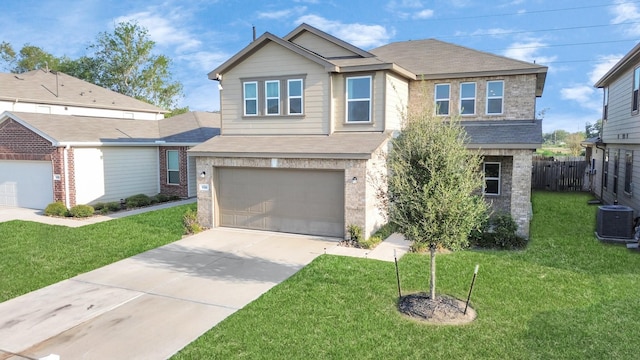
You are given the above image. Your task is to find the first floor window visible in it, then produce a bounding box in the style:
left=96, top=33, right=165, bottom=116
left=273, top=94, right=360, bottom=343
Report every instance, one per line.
left=265, top=80, right=280, bottom=115
left=243, top=82, right=258, bottom=116
left=288, top=79, right=303, bottom=115
left=603, top=149, right=609, bottom=189
left=625, top=150, right=633, bottom=194
left=614, top=149, right=620, bottom=195
left=346, top=76, right=372, bottom=122
left=167, top=150, right=180, bottom=185
left=460, top=82, right=476, bottom=115
left=484, top=162, right=501, bottom=195
left=487, top=80, right=504, bottom=114
left=435, top=83, right=450, bottom=115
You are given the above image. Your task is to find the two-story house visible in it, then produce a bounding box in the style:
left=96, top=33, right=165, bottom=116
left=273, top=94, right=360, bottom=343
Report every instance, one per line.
left=592, top=42, right=640, bottom=212
left=0, top=69, right=219, bottom=209
left=190, top=23, right=547, bottom=239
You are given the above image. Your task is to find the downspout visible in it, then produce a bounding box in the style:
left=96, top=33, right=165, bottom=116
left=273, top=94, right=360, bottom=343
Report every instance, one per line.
left=64, top=145, right=71, bottom=208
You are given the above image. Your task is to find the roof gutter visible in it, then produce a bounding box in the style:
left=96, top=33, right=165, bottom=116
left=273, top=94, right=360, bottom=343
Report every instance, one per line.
left=56, top=141, right=203, bottom=147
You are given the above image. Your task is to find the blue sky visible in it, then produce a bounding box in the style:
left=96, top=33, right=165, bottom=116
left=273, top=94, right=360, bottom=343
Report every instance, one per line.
left=2, top=0, right=639, bottom=133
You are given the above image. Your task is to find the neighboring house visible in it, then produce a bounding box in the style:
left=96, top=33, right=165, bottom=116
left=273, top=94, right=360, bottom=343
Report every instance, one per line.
left=592, top=42, right=640, bottom=210
left=190, top=23, right=547, bottom=239
left=0, top=69, right=220, bottom=209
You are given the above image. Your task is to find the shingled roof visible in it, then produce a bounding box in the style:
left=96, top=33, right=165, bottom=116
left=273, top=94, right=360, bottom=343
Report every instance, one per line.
left=462, top=120, right=543, bottom=149
left=0, top=111, right=219, bottom=146
left=0, top=69, right=167, bottom=113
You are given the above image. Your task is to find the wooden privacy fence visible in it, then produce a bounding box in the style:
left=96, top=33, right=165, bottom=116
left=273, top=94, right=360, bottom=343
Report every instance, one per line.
left=531, top=159, right=588, bottom=191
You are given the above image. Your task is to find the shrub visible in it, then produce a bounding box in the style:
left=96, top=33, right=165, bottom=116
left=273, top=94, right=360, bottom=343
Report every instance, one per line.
left=470, top=212, right=527, bottom=250
left=106, top=201, right=122, bottom=212
left=44, top=202, right=69, bottom=217
left=125, top=194, right=152, bottom=208
left=348, top=224, right=363, bottom=242
left=169, top=195, right=181, bottom=201
left=183, top=208, right=202, bottom=234
left=154, top=193, right=170, bottom=203
left=93, top=202, right=105, bottom=211
left=359, top=235, right=382, bottom=249
left=371, top=222, right=398, bottom=240
left=69, top=204, right=95, bottom=218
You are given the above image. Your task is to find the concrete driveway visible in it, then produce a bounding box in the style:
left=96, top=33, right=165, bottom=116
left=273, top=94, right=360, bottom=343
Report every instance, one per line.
left=0, top=228, right=338, bottom=359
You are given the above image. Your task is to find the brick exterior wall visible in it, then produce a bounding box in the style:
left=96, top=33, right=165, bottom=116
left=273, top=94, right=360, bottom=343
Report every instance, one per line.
left=483, top=155, right=513, bottom=215
left=195, top=156, right=382, bottom=239
left=159, top=146, right=190, bottom=198
left=408, top=74, right=538, bottom=120
left=0, top=119, right=75, bottom=206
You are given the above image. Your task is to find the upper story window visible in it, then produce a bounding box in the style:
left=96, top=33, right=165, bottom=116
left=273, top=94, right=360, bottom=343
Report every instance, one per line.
left=603, top=87, right=609, bottom=121
left=435, top=83, right=450, bottom=115
left=243, top=82, right=258, bottom=116
left=288, top=79, right=303, bottom=115
left=460, top=82, right=476, bottom=115
left=483, top=162, right=501, bottom=195
left=346, top=76, right=372, bottom=122
left=265, top=80, right=280, bottom=115
left=167, top=150, right=180, bottom=185
left=486, top=80, right=504, bottom=115
left=633, top=67, right=640, bottom=113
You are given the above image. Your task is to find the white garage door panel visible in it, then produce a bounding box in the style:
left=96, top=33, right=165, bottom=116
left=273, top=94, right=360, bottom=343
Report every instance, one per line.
left=0, top=160, right=53, bottom=209
left=218, top=168, right=345, bottom=237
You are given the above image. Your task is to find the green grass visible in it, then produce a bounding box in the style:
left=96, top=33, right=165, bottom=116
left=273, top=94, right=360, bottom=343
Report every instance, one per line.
left=173, top=192, right=640, bottom=359
left=0, top=203, right=195, bottom=302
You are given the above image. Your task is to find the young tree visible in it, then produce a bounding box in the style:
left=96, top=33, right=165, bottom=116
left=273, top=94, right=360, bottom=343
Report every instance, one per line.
left=88, top=21, right=183, bottom=109
left=384, top=112, right=488, bottom=299
left=566, top=132, right=586, bottom=156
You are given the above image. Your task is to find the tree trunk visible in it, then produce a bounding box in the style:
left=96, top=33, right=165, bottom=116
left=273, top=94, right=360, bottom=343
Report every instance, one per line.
left=429, top=244, right=436, bottom=300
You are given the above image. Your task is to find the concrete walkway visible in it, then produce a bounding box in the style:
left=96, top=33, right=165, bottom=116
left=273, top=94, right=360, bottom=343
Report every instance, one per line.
left=0, top=203, right=410, bottom=359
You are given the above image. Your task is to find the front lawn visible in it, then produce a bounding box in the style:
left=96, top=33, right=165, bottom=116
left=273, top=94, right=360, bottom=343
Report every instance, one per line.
left=0, top=203, right=194, bottom=302
left=174, top=192, right=640, bottom=359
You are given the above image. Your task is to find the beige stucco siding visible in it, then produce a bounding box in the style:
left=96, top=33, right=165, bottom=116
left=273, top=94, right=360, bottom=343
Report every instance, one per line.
left=290, top=31, right=360, bottom=58
left=408, top=74, right=538, bottom=120
left=333, top=71, right=386, bottom=133
left=220, top=42, right=329, bottom=135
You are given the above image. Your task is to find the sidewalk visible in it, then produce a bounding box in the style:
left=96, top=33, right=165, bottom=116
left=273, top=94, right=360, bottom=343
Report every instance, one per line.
left=326, top=233, right=411, bottom=262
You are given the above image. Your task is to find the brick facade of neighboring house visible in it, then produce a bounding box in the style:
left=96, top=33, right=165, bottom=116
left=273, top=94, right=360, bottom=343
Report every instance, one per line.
left=159, top=146, right=190, bottom=198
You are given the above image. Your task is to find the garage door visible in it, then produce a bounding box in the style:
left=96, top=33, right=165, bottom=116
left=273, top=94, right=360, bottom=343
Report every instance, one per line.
left=218, top=168, right=344, bottom=237
left=0, top=160, right=54, bottom=209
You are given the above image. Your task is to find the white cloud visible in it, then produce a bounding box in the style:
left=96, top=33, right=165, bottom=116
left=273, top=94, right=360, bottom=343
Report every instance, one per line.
left=503, top=40, right=557, bottom=66
left=386, top=1, right=433, bottom=20
left=589, top=54, right=623, bottom=84
left=467, top=28, right=513, bottom=37
left=295, top=15, right=394, bottom=48
left=258, top=7, right=307, bottom=20
left=610, top=0, right=640, bottom=36
left=177, top=50, right=231, bottom=73
left=115, top=11, right=200, bottom=53
left=413, top=9, right=434, bottom=19
left=561, top=85, right=595, bottom=103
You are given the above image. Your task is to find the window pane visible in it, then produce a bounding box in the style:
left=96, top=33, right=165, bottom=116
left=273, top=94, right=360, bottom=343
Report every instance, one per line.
left=461, top=99, right=475, bottom=114
left=485, top=163, right=500, bottom=177
left=289, top=98, right=302, bottom=114
left=246, top=99, right=257, bottom=115
left=168, top=171, right=180, bottom=184
left=435, top=84, right=449, bottom=99
left=488, top=81, right=503, bottom=97
left=267, top=98, right=279, bottom=114
left=244, top=83, right=256, bottom=98
left=348, top=77, right=370, bottom=99
left=266, top=81, right=279, bottom=97
left=461, top=83, right=475, bottom=98
left=348, top=101, right=370, bottom=122
left=436, top=100, right=449, bottom=115
left=289, top=80, right=302, bottom=96
left=487, top=98, right=502, bottom=114
left=485, top=180, right=499, bottom=194
left=167, top=151, right=179, bottom=170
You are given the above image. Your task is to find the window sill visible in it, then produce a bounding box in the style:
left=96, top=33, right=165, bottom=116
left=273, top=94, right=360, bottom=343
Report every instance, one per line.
left=242, top=115, right=305, bottom=120
left=343, top=121, right=374, bottom=125
left=483, top=193, right=500, bottom=196
left=167, top=183, right=181, bottom=186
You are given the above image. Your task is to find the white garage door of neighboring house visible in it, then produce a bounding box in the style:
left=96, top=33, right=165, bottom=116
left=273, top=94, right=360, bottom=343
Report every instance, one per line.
left=0, top=160, right=53, bottom=209
left=217, top=168, right=345, bottom=238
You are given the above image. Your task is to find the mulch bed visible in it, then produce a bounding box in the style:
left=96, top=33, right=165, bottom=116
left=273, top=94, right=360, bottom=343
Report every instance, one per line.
left=398, top=292, right=476, bottom=325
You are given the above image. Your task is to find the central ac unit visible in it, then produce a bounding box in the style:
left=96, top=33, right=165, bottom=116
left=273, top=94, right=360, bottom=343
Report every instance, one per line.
left=596, top=205, right=634, bottom=239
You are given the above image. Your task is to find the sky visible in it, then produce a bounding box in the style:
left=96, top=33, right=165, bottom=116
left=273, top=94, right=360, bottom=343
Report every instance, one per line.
left=2, top=0, right=640, bottom=134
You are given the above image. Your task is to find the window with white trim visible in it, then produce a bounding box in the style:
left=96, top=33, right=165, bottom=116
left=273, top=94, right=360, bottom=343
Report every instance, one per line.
left=265, top=80, right=280, bottom=115
left=633, top=68, right=640, bottom=113
left=167, top=150, right=180, bottom=185
left=486, top=80, right=504, bottom=115
left=435, top=83, right=450, bottom=115
left=243, top=81, right=258, bottom=116
left=603, top=87, right=609, bottom=121
left=603, top=149, right=609, bottom=189
left=625, top=150, right=633, bottom=194
left=288, top=79, right=303, bottom=115
left=460, top=82, right=476, bottom=115
left=346, top=76, right=372, bottom=122
left=483, top=162, right=500, bottom=195
left=613, top=149, right=620, bottom=195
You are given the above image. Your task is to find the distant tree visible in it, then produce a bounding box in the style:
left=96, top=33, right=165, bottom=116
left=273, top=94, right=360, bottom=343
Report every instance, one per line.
left=87, top=21, right=183, bottom=109
left=585, top=119, right=602, bottom=139
left=566, top=132, right=585, bottom=156
left=543, top=129, right=569, bottom=145
left=0, top=41, right=16, bottom=71
left=381, top=111, right=488, bottom=300
left=165, top=106, right=189, bottom=118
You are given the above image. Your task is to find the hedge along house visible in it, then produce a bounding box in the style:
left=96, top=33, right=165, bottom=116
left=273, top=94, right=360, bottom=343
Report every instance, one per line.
left=0, top=69, right=220, bottom=209
left=190, top=24, right=547, bottom=239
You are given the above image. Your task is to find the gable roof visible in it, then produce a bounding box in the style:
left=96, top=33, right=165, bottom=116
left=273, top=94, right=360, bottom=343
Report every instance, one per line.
left=0, top=69, right=167, bottom=113
left=0, top=111, right=219, bottom=146
left=370, top=39, right=548, bottom=96
left=283, top=23, right=375, bottom=59
left=594, top=42, right=640, bottom=88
